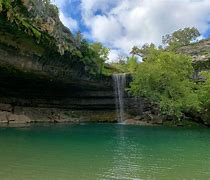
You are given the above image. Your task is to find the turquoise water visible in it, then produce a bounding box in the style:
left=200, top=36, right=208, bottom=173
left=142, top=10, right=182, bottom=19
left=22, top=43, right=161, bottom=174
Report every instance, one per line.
left=0, top=124, right=210, bottom=180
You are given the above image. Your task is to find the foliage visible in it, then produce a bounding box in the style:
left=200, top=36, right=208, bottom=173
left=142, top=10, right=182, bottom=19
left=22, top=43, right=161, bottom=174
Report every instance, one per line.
left=127, top=28, right=210, bottom=121
left=79, top=40, right=98, bottom=75
left=0, top=0, right=43, bottom=43
left=110, top=55, right=139, bottom=73
left=193, top=59, right=210, bottom=72
left=162, top=27, right=200, bottom=50
left=111, top=62, right=127, bottom=73
left=0, top=0, right=109, bottom=77
left=126, top=56, right=138, bottom=73
left=91, top=42, right=109, bottom=62
left=0, top=0, right=2, bottom=12
left=44, top=0, right=59, bottom=17
left=78, top=41, right=110, bottom=76
left=129, top=49, right=200, bottom=119
left=0, top=0, right=76, bottom=55
left=90, top=42, right=109, bottom=75
left=102, top=64, right=120, bottom=76
left=131, top=43, right=162, bottom=61
left=197, top=72, right=210, bottom=108
left=195, top=71, right=210, bottom=123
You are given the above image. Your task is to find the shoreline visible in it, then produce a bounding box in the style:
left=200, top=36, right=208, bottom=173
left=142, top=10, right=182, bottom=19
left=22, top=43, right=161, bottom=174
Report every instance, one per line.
left=0, top=119, right=206, bottom=128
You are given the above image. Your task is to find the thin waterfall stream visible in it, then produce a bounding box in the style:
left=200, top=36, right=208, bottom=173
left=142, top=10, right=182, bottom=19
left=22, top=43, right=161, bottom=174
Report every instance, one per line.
left=113, top=73, right=126, bottom=123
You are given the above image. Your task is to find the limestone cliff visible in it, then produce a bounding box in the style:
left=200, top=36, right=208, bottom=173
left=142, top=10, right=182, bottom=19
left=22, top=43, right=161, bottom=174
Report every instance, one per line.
left=177, top=38, right=210, bottom=80
left=0, top=0, right=103, bottom=79
left=177, top=38, right=210, bottom=63
left=0, top=0, right=116, bottom=124
left=0, top=0, right=209, bottom=125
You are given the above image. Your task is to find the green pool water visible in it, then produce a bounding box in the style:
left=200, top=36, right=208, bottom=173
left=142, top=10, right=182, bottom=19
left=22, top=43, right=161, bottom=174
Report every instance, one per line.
left=0, top=124, right=210, bottom=180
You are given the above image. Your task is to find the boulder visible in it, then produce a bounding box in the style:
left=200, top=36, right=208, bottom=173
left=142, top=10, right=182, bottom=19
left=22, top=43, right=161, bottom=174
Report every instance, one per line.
left=0, top=103, right=12, bottom=112
left=8, top=114, right=31, bottom=124
left=0, top=111, right=9, bottom=123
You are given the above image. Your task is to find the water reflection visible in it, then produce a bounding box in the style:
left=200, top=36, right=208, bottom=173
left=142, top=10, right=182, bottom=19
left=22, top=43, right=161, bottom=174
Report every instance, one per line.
left=0, top=124, right=210, bottom=179
left=102, top=125, right=142, bottom=180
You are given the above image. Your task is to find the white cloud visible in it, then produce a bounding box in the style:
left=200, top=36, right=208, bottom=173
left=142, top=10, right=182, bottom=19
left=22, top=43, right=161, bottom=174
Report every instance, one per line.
left=52, top=0, right=78, bottom=31
left=53, top=0, right=210, bottom=62
left=108, top=49, right=122, bottom=62
left=80, top=0, right=210, bottom=61
left=196, top=35, right=205, bottom=41
left=51, top=0, right=67, bottom=9
left=91, top=15, right=122, bottom=42
left=59, top=12, right=78, bottom=31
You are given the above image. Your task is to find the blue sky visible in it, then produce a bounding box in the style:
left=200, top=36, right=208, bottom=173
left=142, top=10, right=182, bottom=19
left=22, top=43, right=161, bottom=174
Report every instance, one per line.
left=53, top=0, right=210, bottom=61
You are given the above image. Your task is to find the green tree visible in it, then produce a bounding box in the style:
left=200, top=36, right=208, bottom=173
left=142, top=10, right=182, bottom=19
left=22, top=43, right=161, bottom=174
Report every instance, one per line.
left=130, top=43, right=162, bottom=62
left=198, top=72, right=210, bottom=101
left=127, top=56, right=138, bottom=73
left=129, top=50, right=200, bottom=119
left=79, top=40, right=99, bottom=75
left=90, top=42, right=109, bottom=75
left=110, top=56, right=128, bottom=73
left=162, top=27, right=200, bottom=50
left=197, top=71, right=210, bottom=122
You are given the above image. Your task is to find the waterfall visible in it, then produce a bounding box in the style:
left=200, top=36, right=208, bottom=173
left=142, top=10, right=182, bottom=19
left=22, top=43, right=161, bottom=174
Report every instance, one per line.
left=113, top=74, right=126, bottom=123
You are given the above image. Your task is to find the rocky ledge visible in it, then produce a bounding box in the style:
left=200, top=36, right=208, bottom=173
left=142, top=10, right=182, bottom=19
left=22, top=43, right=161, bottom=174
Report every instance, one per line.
left=0, top=0, right=118, bottom=124
left=0, top=1, right=209, bottom=126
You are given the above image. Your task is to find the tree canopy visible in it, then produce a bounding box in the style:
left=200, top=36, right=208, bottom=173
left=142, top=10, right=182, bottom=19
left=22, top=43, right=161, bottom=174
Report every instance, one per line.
left=90, top=42, right=110, bottom=75
left=131, top=43, right=161, bottom=61
left=129, top=46, right=201, bottom=119
left=126, top=56, right=138, bottom=73
left=162, top=27, right=200, bottom=50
